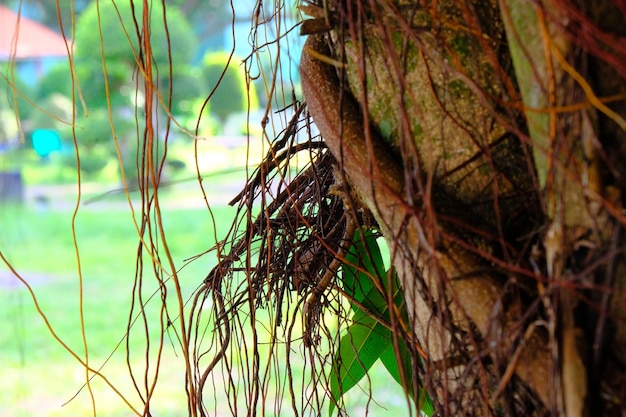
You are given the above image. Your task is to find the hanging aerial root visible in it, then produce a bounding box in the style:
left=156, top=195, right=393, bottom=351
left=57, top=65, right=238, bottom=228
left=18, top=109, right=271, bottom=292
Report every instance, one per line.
left=190, top=113, right=366, bottom=409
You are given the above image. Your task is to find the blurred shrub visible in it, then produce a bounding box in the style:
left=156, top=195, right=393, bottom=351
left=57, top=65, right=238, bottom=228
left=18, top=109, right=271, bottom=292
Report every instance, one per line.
left=201, top=51, right=259, bottom=122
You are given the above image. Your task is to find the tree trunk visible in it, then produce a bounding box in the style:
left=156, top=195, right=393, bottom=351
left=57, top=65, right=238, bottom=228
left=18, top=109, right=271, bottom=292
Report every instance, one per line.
left=300, top=0, right=626, bottom=415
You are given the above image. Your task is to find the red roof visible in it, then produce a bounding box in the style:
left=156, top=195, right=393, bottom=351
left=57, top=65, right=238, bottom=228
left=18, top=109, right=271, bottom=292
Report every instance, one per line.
left=0, top=4, right=69, bottom=60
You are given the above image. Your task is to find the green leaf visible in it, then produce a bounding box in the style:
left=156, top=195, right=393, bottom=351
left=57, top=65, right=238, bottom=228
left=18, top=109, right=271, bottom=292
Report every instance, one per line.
left=379, top=339, right=412, bottom=388
left=342, top=230, right=389, bottom=316
left=332, top=229, right=434, bottom=416
left=328, top=311, right=392, bottom=417
left=419, top=392, right=436, bottom=416
left=379, top=342, right=435, bottom=416
left=342, top=231, right=381, bottom=298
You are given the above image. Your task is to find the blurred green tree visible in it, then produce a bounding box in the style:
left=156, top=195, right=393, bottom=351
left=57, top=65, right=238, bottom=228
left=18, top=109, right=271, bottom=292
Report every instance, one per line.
left=34, top=1, right=202, bottom=180
left=201, top=50, right=258, bottom=123
left=73, top=0, right=199, bottom=113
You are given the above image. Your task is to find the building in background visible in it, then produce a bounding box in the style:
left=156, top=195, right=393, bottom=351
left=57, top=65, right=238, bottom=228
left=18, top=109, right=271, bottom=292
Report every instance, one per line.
left=0, top=3, right=68, bottom=84
left=0, top=4, right=69, bottom=201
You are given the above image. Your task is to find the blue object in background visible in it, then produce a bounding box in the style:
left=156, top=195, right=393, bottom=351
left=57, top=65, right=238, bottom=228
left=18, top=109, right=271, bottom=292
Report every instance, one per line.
left=32, top=129, right=62, bottom=157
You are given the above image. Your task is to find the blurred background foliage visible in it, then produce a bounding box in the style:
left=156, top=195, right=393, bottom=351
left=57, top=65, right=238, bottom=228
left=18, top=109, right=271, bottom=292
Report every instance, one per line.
left=0, top=0, right=262, bottom=184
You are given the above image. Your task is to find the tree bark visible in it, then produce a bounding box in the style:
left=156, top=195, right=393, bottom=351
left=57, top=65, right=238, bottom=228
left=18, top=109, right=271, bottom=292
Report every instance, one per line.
left=300, top=0, right=626, bottom=415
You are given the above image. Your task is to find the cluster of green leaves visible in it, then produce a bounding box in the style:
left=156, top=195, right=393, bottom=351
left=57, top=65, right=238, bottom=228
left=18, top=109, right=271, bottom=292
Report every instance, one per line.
left=329, top=229, right=434, bottom=416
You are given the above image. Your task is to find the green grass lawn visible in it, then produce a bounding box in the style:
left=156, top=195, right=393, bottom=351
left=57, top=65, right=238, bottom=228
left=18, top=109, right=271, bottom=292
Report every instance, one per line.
left=0, top=191, right=411, bottom=417
left=0, top=197, right=235, bottom=416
